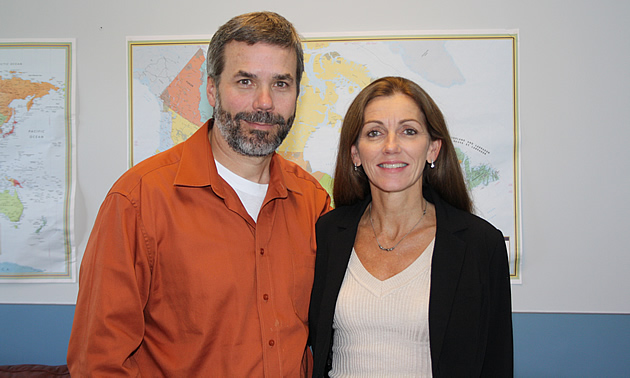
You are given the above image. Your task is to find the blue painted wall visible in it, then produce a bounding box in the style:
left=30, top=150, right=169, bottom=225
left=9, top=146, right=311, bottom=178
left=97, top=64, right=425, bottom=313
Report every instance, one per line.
left=1, top=305, right=629, bottom=376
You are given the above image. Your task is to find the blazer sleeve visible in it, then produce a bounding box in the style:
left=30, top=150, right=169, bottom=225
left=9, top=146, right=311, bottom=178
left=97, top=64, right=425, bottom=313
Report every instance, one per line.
left=308, top=215, right=336, bottom=378
left=309, top=217, right=329, bottom=348
left=481, top=228, right=514, bottom=376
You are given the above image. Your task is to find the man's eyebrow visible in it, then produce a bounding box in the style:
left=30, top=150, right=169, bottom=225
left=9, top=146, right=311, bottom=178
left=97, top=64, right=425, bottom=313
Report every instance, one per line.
left=233, top=71, right=294, bottom=82
left=274, top=73, right=294, bottom=82
left=235, top=70, right=256, bottom=79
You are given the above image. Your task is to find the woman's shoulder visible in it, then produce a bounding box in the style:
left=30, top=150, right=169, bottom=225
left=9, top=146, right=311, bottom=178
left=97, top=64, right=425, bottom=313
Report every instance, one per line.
left=317, top=199, right=368, bottom=228
left=437, top=197, right=505, bottom=239
left=463, top=206, right=502, bottom=232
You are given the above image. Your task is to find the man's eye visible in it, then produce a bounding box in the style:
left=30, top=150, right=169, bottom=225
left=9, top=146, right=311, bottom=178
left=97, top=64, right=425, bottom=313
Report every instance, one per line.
left=276, top=81, right=289, bottom=88
left=238, top=79, right=252, bottom=86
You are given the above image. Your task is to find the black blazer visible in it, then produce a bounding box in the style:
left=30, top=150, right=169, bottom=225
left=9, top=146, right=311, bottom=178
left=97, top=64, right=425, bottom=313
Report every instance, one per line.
left=309, top=187, right=513, bottom=377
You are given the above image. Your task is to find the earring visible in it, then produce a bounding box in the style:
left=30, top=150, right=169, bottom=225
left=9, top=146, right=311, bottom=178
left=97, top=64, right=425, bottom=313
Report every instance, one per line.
left=430, top=160, right=435, bottom=169
left=353, top=164, right=359, bottom=172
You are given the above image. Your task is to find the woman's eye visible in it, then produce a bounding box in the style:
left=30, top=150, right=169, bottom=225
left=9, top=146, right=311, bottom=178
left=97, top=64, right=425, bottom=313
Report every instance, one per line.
left=367, top=130, right=381, bottom=137
left=403, top=128, right=418, bottom=135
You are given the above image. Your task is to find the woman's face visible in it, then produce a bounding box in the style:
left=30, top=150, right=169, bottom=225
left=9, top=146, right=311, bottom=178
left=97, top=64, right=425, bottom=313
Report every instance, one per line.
left=351, top=93, right=441, bottom=196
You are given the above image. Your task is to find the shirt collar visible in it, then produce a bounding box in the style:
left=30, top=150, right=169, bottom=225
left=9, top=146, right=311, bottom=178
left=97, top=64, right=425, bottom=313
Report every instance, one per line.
left=173, top=119, right=303, bottom=198
left=173, top=120, right=215, bottom=188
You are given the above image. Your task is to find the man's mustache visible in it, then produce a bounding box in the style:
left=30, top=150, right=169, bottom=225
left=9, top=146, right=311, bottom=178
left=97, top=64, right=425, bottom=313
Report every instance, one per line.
left=234, top=111, right=287, bottom=126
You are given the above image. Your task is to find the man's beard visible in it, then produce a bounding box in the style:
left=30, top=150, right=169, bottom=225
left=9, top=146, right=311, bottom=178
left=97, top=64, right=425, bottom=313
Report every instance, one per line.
left=213, top=95, right=294, bottom=157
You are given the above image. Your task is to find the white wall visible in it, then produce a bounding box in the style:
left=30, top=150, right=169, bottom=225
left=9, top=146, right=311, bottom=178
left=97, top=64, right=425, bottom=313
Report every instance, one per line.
left=1, top=0, right=629, bottom=313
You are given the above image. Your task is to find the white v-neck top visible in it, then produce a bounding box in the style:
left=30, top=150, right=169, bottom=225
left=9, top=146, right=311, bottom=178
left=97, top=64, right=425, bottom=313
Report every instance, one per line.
left=330, top=238, right=435, bottom=377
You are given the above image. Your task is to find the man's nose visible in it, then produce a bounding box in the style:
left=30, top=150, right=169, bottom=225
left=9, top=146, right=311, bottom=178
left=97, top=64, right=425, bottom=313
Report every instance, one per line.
left=253, top=87, right=273, bottom=112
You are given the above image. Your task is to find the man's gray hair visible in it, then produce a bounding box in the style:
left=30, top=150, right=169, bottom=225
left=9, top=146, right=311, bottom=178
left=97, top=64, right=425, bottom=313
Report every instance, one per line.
left=206, top=11, right=304, bottom=95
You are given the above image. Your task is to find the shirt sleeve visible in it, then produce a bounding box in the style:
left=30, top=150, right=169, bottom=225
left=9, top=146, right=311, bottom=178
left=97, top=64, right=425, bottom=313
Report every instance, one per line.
left=68, top=192, right=152, bottom=377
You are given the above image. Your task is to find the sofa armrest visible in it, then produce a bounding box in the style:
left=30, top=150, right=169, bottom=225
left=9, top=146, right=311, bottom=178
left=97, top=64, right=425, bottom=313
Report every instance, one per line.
left=0, top=364, right=69, bottom=377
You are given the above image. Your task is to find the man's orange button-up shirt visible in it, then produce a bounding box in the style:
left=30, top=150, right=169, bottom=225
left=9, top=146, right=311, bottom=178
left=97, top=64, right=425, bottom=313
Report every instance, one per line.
left=68, top=121, right=331, bottom=376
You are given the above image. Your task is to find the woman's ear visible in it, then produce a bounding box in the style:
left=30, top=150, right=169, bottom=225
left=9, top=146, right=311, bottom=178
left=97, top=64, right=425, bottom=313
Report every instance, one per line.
left=428, top=139, right=442, bottom=164
left=351, top=145, right=361, bottom=167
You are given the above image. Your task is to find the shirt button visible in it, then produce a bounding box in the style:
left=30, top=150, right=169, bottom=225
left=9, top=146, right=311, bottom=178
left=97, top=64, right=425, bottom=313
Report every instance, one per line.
left=268, top=340, right=275, bottom=347
left=260, top=248, right=265, bottom=255
left=263, top=294, right=269, bottom=301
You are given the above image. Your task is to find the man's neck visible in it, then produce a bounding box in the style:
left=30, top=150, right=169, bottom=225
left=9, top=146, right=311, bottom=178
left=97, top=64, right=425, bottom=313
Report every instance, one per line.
left=209, top=127, right=273, bottom=184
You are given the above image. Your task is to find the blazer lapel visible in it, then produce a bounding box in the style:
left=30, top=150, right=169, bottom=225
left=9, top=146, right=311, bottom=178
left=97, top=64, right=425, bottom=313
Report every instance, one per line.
left=323, top=197, right=370, bottom=302
left=426, top=188, right=468, bottom=366
left=318, top=198, right=370, bottom=345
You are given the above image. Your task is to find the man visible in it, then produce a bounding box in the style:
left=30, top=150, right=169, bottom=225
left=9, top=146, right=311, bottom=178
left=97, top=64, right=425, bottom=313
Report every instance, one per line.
left=68, top=12, right=331, bottom=376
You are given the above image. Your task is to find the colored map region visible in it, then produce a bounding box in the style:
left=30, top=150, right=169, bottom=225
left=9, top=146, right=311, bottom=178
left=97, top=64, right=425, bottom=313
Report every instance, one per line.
left=160, top=48, right=206, bottom=146
left=456, top=148, right=499, bottom=190
left=0, top=188, right=23, bottom=222
left=130, top=41, right=212, bottom=164
left=278, top=46, right=372, bottom=192
left=0, top=76, right=59, bottom=131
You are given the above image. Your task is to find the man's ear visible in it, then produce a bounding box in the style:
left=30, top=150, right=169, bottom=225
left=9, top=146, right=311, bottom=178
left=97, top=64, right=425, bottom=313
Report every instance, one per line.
left=206, top=77, right=217, bottom=107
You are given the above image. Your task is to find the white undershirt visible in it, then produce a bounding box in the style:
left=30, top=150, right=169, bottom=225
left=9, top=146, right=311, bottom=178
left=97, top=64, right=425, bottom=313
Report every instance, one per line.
left=331, top=238, right=435, bottom=377
left=215, top=159, right=268, bottom=222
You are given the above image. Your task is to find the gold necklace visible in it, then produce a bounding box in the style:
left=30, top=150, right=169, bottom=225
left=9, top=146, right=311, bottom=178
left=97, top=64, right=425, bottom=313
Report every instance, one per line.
left=368, top=200, right=427, bottom=252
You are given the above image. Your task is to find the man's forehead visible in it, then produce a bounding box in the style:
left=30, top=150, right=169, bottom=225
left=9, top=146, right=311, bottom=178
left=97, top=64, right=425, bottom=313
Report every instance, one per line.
left=222, top=41, right=296, bottom=73
left=225, top=40, right=291, bottom=51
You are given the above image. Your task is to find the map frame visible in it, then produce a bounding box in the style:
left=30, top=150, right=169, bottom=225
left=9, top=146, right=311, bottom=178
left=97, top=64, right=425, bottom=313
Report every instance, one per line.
left=127, top=32, right=521, bottom=282
left=0, top=39, right=77, bottom=283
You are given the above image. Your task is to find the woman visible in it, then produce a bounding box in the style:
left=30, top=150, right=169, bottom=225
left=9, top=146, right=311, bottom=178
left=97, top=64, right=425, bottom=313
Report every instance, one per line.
left=309, top=77, right=513, bottom=377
